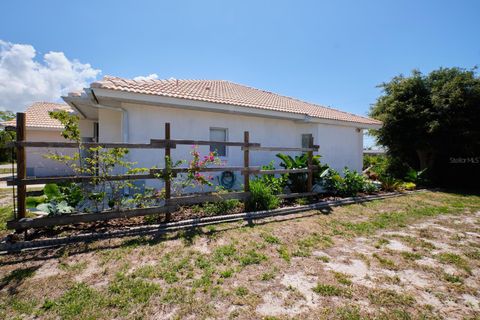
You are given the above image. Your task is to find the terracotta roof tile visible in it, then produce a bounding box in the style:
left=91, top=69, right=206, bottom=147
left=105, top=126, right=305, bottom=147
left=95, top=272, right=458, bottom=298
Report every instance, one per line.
left=91, top=76, right=381, bottom=126
left=1, top=102, right=72, bottom=129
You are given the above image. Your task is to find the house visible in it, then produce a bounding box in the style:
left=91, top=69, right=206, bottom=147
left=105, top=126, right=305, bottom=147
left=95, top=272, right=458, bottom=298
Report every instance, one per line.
left=0, top=102, right=90, bottom=177
left=62, top=76, right=381, bottom=189
left=3, top=78, right=382, bottom=186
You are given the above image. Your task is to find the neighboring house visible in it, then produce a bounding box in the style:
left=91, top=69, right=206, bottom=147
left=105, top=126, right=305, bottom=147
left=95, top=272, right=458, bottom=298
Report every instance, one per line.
left=363, top=149, right=386, bottom=156
left=61, top=76, right=382, bottom=188
left=0, top=102, right=96, bottom=177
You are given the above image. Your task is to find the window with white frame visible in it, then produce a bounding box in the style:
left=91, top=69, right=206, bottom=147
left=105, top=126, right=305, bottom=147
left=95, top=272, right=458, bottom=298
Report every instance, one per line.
left=210, top=128, right=227, bottom=156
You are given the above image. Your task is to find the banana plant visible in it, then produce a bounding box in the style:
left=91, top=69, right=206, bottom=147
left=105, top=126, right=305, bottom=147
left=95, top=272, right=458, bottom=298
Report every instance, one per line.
left=275, top=153, right=328, bottom=193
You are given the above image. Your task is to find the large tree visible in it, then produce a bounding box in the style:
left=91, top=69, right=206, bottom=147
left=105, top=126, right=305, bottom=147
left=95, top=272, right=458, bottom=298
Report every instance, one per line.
left=369, top=67, right=480, bottom=186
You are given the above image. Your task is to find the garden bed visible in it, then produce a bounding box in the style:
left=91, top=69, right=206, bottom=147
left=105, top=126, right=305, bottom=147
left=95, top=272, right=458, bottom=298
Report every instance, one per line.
left=2, top=190, right=407, bottom=252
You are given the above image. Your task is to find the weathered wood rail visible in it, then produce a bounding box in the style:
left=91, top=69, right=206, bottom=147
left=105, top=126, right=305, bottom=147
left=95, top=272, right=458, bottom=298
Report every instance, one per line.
left=7, top=112, right=320, bottom=231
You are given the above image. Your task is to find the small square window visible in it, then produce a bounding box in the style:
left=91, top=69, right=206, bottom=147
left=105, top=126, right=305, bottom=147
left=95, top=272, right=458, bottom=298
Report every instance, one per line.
left=210, top=128, right=227, bottom=156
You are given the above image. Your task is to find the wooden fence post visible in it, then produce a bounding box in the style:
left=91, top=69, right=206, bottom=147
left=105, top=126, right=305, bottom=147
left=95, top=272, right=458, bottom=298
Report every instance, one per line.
left=306, top=135, right=314, bottom=193
left=243, top=131, right=250, bottom=192
left=164, top=122, right=171, bottom=221
left=16, top=112, right=27, bottom=220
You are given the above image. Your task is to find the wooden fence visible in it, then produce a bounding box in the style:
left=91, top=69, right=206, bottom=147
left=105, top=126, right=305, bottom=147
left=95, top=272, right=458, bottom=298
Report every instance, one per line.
left=7, top=112, right=319, bottom=230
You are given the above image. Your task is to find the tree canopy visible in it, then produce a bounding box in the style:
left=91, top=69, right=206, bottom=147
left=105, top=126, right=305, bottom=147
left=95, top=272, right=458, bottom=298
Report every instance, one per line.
left=369, top=67, right=480, bottom=186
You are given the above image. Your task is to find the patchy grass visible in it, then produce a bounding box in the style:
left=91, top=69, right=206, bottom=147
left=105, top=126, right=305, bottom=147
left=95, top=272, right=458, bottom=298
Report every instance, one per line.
left=333, top=272, right=353, bottom=285
left=261, top=233, right=281, bottom=244
left=0, top=204, right=13, bottom=234
left=238, top=249, right=267, bottom=266
left=277, top=245, right=291, bottom=262
left=436, top=252, right=472, bottom=274
left=312, top=283, right=349, bottom=297
left=372, top=253, right=398, bottom=270
left=443, top=273, right=463, bottom=284
left=368, top=289, right=415, bottom=307
left=1, top=191, right=480, bottom=319
left=400, top=251, right=423, bottom=261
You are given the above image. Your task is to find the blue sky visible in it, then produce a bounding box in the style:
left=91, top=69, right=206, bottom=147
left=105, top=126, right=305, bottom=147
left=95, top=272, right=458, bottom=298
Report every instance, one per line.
left=1, top=0, right=479, bottom=147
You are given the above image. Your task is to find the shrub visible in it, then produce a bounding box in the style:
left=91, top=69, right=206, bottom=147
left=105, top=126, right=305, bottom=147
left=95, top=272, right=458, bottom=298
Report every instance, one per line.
left=35, top=183, right=78, bottom=215
left=202, top=199, right=240, bottom=215
left=256, top=161, right=287, bottom=194
left=276, top=153, right=328, bottom=193
left=321, top=168, right=375, bottom=196
left=400, top=182, right=416, bottom=191
left=246, top=179, right=280, bottom=212
left=342, top=168, right=368, bottom=196
left=378, top=175, right=402, bottom=192
left=404, top=167, right=428, bottom=185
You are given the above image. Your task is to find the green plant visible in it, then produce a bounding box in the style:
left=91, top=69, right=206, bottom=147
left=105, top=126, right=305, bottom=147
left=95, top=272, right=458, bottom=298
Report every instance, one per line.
left=312, top=283, right=345, bottom=296
left=321, top=167, right=375, bottom=196
left=400, top=182, right=416, bottom=191
left=234, top=286, right=249, bottom=296
left=47, top=112, right=152, bottom=213
left=255, top=161, right=287, bottom=194
left=246, top=179, right=280, bottom=211
left=295, top=197, right=309, bottom=205
left=276, top=153, right=328, bottom=192
left=378, top=175, right=402, bottom=192
left=238, top=249, right=267, bottom=266
left=36, top=201, right=75, bottom=216
left=202, top=199, right=240, bottom=216
left=404, top=167, right=428, bottom=185
left=26, top=195, right=47, bottom=208
left=35, top=183, right=78, bottom=215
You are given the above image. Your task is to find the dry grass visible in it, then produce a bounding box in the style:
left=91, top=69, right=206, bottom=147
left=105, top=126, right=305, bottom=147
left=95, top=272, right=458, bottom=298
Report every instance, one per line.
left=0, top=190, right=479, bottom=319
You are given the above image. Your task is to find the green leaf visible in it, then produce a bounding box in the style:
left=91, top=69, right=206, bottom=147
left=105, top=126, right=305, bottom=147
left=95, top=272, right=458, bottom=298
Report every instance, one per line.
left=43, top=184, right=61, bottom=200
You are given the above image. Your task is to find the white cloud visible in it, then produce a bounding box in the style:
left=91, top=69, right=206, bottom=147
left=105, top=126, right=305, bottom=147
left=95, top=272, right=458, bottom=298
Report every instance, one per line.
left=133, top=73, right=158, bottom=81
left=0, top=40, right=101, bottom=112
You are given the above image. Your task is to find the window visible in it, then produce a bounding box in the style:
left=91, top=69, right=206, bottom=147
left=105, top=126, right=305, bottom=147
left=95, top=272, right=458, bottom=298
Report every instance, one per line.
left=302, top=133, right=313, bottom=149
left=210, top=128, right=227, bottom=156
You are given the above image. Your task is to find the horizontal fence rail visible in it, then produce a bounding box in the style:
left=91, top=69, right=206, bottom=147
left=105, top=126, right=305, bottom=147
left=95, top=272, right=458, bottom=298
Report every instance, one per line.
left=7, top=167, right=320, bottom=186
left=7, top=113, right=321, bottom=231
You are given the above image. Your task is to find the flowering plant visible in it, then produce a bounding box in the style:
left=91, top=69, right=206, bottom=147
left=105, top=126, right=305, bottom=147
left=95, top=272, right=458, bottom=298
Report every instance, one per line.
left=180, top=145, right=223, bottom=190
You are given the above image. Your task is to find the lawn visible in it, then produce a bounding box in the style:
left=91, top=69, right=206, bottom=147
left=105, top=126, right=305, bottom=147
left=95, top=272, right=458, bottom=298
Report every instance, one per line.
left=0, top=190, right=479, bottom=319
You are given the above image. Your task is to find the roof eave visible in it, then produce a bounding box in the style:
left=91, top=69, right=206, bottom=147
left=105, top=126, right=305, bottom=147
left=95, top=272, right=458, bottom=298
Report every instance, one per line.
left=91, top=87, right=381, bottom=129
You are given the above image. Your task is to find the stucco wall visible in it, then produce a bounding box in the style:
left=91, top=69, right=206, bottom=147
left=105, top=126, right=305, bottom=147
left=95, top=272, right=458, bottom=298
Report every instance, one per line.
left=79, top=119, right=95, bottom=138
left=98, top=109, right=122, bottom=143
left=26, top=129, right=74, bottom=177
left=316, top=124, right=363, bottom=173
left=100, top=102, right=363, bottom=189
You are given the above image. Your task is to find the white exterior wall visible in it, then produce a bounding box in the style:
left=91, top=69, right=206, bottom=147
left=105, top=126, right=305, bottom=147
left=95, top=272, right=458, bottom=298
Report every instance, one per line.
left=26, top=129, right=74, bottom=177
left=98, top=109, right=122, bottom=143
left=316, top=124, right=363, bottom=173
left=95, top=102, right=363, bottom=189
left=25, top=120, right=96, bottom=177
left=79, top=119, right=95, bottom=139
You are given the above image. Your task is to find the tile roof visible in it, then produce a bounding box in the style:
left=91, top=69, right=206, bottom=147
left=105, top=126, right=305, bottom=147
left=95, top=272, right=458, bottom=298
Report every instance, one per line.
left=1, top=102, right=72, bottom=129
left=91, top=76, right=381, bottom=126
